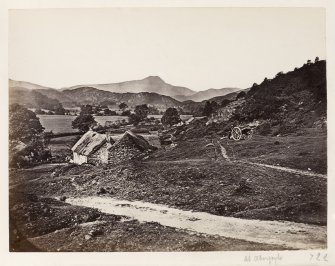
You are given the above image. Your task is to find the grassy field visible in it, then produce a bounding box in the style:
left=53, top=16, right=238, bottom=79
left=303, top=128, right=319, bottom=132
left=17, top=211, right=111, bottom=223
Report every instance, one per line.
left=226, top=128, right=327, bottom=174
left=37, top=115, right=129, bottom=133
left=152, top=128, right=327, bottom=174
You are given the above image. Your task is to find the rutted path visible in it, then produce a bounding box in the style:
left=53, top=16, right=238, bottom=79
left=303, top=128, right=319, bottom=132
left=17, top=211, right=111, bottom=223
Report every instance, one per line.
left=217, top=141, right=326, bottom=178
left=67, top=196, right=326, bottom=250
left=240, top=161, right=327, bottom=179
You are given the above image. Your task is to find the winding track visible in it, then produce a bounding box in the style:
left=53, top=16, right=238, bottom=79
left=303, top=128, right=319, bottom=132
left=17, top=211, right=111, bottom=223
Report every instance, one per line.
left=67, top=196, right=326, bottom=250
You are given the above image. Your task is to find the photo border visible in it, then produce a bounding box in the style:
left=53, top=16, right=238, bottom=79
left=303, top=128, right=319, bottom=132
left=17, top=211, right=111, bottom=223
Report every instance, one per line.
left=1, top=1, right=334, bottom=265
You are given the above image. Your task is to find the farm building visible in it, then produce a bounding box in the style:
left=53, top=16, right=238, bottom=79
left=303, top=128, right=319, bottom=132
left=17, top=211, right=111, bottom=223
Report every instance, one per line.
left=71, top=130, right=157, bottom=165
left=71, top=130, right=109, bottom=165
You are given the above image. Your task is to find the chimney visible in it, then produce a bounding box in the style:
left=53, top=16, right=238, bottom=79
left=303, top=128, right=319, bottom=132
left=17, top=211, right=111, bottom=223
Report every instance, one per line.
left=106, top=131, right=111, bottom=143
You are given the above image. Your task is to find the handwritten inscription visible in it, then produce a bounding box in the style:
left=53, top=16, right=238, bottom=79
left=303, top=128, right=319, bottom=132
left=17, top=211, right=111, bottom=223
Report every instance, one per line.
left=309, top=252, right=328, bottom=262
left=244, top=253, right=283, bottom=265
left=244, top=252, right=328, bottom=265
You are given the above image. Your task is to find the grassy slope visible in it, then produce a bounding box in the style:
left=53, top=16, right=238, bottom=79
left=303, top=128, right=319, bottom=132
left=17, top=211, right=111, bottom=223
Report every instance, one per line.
left=152, top=128, right=327, bottom=174
left=225, top=129, right=327, bottom=174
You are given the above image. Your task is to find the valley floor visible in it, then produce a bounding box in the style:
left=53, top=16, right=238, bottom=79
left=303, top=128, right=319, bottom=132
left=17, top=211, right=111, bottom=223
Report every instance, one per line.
left=9, top=129, right=327, bottom=251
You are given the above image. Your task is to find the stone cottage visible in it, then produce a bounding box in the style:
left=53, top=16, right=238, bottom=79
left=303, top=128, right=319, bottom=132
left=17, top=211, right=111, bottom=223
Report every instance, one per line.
left=71, top=130, right=157, bottom=165
left=71, top=130, right=109, bottom=165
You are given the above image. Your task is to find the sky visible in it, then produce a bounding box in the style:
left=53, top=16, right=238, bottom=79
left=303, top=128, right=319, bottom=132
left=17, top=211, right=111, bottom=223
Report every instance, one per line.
left=9, top=8, right=326, bottom=91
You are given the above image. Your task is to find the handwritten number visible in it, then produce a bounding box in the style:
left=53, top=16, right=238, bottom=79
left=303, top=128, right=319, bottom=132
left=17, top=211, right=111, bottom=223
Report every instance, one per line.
left=310, top=253, right=327, bottom=262
left=324, top=254, right=328, bottom=262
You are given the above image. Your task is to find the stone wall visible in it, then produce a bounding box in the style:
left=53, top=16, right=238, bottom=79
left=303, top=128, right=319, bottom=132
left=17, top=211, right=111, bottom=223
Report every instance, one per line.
left=88, top=143, right=109, bottom=165
left=108, top=143, right=144, bottom=165
left=73, top=152, right=87, bottom=165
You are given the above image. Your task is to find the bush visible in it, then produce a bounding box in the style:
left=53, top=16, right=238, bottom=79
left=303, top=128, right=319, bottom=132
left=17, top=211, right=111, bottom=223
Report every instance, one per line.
left=272, top=123, right=297, bottom=136
left=121, top=110, right=131, bottom=116
left=221, top=99, right=231, bottom=108
left=257, top=121, right=272, bottom=135
left=233, top=178, right=252, bottom=195
left=236, top=91, right=246, bottom=99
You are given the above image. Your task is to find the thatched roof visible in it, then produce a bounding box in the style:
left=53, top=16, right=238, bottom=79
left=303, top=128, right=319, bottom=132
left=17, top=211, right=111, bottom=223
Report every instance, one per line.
left=111, top=130, right=156, bottom=152
left=71, top=131, right=108, bottom=156
left=72, top=130, right=157, bottom=157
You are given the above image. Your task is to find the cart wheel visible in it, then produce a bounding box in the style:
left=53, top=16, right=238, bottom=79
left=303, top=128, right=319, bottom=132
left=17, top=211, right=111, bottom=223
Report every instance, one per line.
left=231, top=127, right=242, bottom=141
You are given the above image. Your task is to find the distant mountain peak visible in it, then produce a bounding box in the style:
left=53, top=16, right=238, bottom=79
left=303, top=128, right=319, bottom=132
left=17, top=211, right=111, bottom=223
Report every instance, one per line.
left=143, top=76, right=165, bottom=82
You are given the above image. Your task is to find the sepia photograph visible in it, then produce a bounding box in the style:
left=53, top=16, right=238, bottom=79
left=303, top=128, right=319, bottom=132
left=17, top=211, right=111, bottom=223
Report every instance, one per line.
left=3, top=1, right=334, bottom=265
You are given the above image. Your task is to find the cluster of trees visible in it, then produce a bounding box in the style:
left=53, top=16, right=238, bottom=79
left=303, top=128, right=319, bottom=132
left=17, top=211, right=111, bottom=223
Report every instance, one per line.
left=9, top=104, right=52, bottom=168
left=78, top=104, right=117, bottom=116
left=202, top=96, right=242, bottom=117
left=161, top=108, right=181, bottom=126
left=72, top=105, right=97, bottom=132
left=35, top=105, right=68, bottom=115
left=128, top=104, right=150, bottom=125
left=127, top=105, right=181, bottom=126
left=72, top=102, right=178, bottom=130
left=233, top=56, right=326, bottom=124
left=202, top=101, right=219, bottom=117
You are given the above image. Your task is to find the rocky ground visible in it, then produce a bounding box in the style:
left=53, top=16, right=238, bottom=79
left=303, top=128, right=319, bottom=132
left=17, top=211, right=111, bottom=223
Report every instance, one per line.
left=9, top=172, right=285, bottom=252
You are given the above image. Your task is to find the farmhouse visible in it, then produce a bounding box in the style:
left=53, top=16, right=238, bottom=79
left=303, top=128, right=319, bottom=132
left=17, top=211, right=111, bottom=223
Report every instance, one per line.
left=71, top=130, right=157, bottom=165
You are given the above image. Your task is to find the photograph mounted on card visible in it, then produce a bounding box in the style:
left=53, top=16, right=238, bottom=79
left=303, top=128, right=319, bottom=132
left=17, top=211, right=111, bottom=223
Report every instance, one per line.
left=5, top=4, right=331, bottom=265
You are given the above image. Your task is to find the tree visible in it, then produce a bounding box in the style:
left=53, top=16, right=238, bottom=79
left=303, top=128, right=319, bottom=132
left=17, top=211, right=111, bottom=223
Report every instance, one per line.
left=54, top=105, right=65, bottom=115
left=202, top=101, right=218, bottom=117
left=315, top=56, right=319, bottom=63
left=148, top=106, right=160, bottom=115
left=119, top=102, right=128, bottom=111
left=252, top=83, right=258, bottom=87
left=35, top=108, right=45, bottom=115
left=121, top=110, right=131, bottom=116
left=161, top=108, right=181, bottom=126
left=134, top=104, right=149, bottom=121
left=72, top=114, right=97, bottom=132
left=9, top=104, right=45, bottom=143
left=80, top=105, right=93, bottom=115
left=9, top=104, right=52, bottom=167
left=103, top=108, right=117, bottom=116
left=276, top=71, right=283, bottom=78
left=128, top=113, right=141, bottom=126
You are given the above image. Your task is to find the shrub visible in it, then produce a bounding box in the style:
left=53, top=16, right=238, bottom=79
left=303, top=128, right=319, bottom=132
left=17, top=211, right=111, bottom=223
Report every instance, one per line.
left=121, top=110, right=131, bottom=116
left=272, top=123, right=297, bottom=136
left=236, top=91, right=246, bottom=99
left=257, top=121, right=272, bottom=135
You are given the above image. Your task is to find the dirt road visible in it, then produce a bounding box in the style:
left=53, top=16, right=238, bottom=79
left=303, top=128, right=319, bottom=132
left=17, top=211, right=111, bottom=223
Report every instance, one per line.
left=240, top=161, right=327, bottom=178
left=216, top=141, right=326, bottom=178
left=67, top=196, right=326, bottom=250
